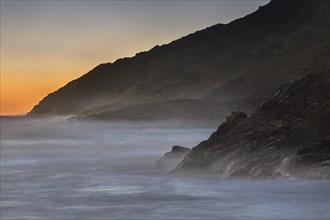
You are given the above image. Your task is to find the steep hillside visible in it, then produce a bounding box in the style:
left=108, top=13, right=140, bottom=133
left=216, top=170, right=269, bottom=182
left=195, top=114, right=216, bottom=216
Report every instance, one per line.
left=175, top=71, right=330, bottom=179
left=29, top=0, right=330, bottom=119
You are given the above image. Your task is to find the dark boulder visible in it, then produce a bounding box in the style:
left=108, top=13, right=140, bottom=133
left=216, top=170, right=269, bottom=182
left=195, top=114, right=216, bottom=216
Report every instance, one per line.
left=157, top=146, right=190, bottom=170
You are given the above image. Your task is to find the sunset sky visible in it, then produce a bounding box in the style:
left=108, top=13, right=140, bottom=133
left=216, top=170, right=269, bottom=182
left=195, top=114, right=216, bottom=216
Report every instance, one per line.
left=0, top=0, right=269, bottom=115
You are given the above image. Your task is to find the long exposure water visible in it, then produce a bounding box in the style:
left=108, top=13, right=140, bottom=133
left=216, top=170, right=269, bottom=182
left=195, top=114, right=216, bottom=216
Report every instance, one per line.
left=1, top=116, right=329, bottom=219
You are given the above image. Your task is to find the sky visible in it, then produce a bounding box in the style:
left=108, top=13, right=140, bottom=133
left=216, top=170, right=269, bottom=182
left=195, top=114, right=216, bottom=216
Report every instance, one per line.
left=0, top=0, right=270, bottom=115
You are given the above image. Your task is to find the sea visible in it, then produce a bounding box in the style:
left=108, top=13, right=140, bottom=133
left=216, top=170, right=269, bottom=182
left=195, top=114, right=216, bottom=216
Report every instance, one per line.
left=1, top=116, right=329, bottom=219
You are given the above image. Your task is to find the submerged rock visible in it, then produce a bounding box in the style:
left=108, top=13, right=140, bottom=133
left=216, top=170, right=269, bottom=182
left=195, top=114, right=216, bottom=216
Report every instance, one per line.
left=175, top=71, right=330, bottom=179
left=157, top=146, right=190, bottom=170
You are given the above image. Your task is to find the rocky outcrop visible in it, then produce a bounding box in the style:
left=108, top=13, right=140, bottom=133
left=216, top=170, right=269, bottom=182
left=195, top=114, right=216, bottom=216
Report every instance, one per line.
left=175, top=71, right=330, bottom=179
left=157, top=146, right=190, bottom=171
left=29, top=0, right=330, bottom=120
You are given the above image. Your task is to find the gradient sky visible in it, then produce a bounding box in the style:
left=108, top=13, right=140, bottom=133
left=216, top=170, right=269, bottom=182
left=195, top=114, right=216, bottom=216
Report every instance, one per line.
left=0, top=0, right=270, bottom=115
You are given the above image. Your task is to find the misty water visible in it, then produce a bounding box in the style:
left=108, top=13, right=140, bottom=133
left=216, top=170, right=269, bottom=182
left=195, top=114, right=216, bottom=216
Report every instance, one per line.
left=1, top=117, right=329, bottom=220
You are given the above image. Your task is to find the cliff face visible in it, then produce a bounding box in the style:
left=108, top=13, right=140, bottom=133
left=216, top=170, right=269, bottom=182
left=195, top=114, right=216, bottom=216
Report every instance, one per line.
left=29, top=0, right=330, bottom=120
left=176, top=71, right=330, bottom=179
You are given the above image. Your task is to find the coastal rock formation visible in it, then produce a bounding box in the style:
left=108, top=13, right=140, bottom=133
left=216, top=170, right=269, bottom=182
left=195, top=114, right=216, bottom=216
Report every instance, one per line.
left=157, top=146, right=190, bottom=171
left=175, top=71, right=330, bottom=179
left=29, top=0, right=330, bottom=122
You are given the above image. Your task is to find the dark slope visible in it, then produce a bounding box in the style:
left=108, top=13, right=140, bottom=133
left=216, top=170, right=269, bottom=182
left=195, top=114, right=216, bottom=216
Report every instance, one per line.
left=175, top=71, right=330, bottom=179
left=29, top=0, right=330, bottom=118
left=75, top=99, right=231, bottom=124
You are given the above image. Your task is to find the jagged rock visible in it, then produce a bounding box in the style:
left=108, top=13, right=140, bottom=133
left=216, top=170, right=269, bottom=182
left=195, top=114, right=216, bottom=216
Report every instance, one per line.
left=175, top=71, right=330, bottom=179
left=156, top=146, right=190, bottom=170
left=209, top=112, right=247, bottom=140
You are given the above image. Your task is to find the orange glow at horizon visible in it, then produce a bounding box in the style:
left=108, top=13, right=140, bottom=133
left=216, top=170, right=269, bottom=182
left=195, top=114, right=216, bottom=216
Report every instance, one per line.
left=1, top=68, right=83, bottom=116
left=0, top=55, right=126, bottom=115
left=0, top=42, right=171, bottom=115
left=0, top=36, right=176, bottom=115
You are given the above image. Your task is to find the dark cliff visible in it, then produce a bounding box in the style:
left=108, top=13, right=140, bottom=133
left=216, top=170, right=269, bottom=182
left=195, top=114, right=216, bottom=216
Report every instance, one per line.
left=29, top=0, right=330, bottom=121
left=176, top=71, right=330, bottom=179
